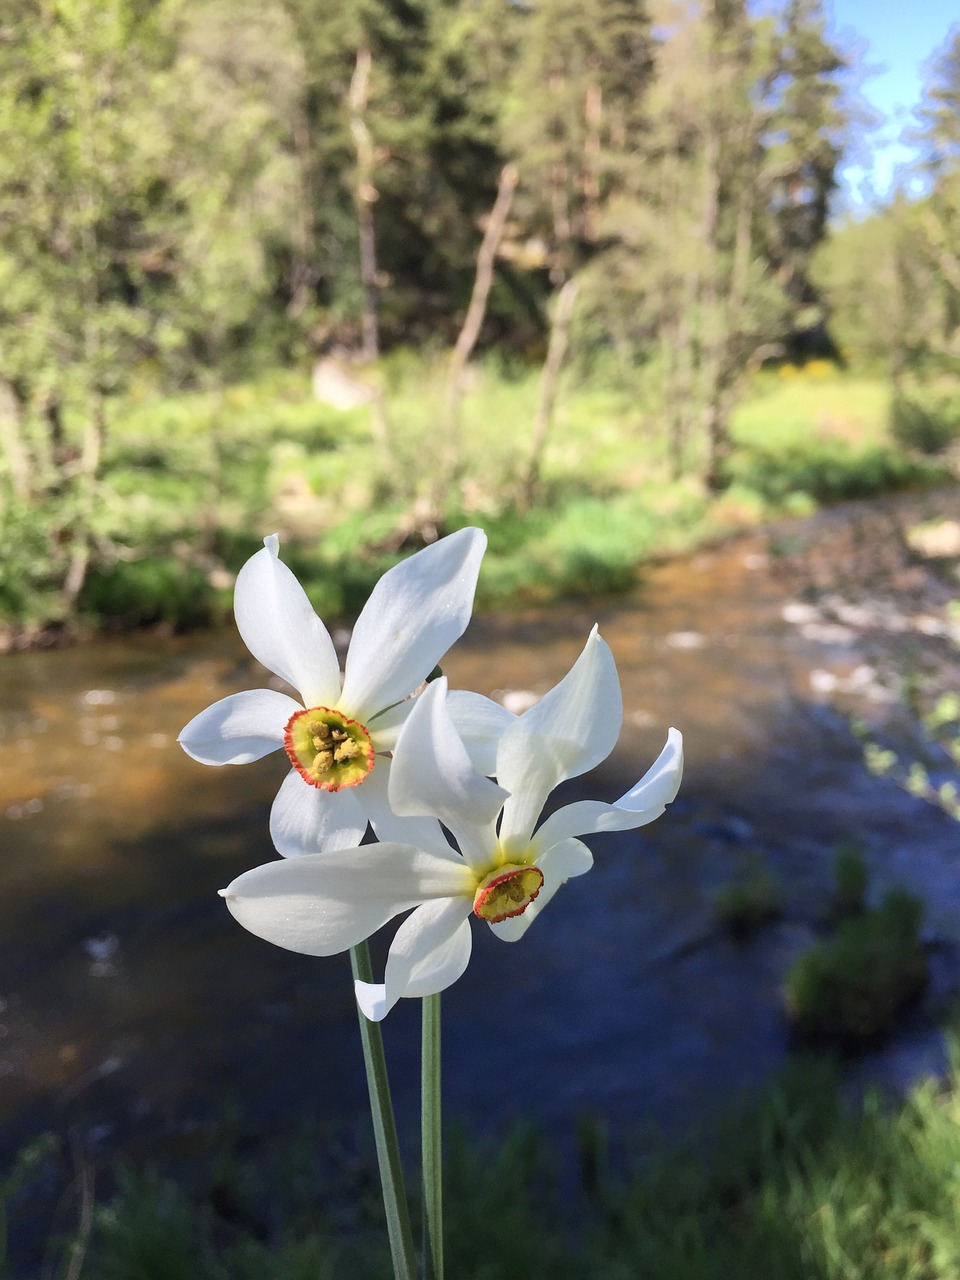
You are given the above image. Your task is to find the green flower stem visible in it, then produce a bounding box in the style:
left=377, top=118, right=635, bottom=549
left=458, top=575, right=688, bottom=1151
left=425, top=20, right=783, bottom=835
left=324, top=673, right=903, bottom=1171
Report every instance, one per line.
left=422, top=992, right=444, bottom=1280
left=349, top=942, right=417, bottom=1280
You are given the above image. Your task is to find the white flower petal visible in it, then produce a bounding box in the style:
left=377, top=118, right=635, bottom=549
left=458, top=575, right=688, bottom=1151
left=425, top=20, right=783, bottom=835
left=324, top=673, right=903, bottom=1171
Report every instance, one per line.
left=221, top=842, right=472, bottom=956
left=269, top=768, right=369, bottom=855
left=614, top=726, right=684, bottom=809
left=399, top=912, right=473, bottom=999
left=233, top=536, right=342, bottom=707
left=445, top=690, right=516, bottom=776
left=389, top=679, right=506, bottom=870
left=531, top=729, right=684, bottom=851
left=361, top=757, right=452, bottom=856
left=497, top=627, right=622, bottom=849
left=365, top=699, right=413, bottom=753
left=357, top=898, right=474, bottom=1020
left=489, top=838, right=593, bottom=942
left=339, top=528, right=486, bottom=719
left=179, top=689, right=300, bottom=764
left=355, top=981, right=389, bottom=1022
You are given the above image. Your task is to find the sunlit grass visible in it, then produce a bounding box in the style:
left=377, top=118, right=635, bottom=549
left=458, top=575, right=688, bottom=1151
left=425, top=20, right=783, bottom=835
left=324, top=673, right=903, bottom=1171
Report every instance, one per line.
left=732, top=368, right=892, bottom=449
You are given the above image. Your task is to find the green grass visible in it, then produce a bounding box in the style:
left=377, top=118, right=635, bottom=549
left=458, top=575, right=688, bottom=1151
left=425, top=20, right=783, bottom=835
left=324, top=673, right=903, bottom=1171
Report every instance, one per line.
left=785, top=888, right=928, bottom=1048
left=17, top=1034, right=960, bottom=1279
left=732, top=367, right=892, bottom=450
left=1, top=359, right=953, bottom=635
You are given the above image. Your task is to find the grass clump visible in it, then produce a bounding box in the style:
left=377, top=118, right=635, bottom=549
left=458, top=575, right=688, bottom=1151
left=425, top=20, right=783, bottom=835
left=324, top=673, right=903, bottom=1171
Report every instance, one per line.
left=828, top=841, right=870, bottom=922
left=890, top=385, right=960, bottom=456
left=713, top=858, right=784, bottom=938
left=785, top=887, right=927, bottom=1048
left=720, top=437, right=939, bottom=507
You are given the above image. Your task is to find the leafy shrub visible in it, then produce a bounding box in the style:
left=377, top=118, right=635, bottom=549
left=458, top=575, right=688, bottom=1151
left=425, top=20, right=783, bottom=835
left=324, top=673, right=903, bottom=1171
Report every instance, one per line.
left=0, top=498, right=66, bottom=627
left=723, top=438, right=937, bottom=506
left=785, top=887, right=927, bottom=1048
left=79, top=556, right=220, bottom=630
left=891, top=388, right=960, bottom=456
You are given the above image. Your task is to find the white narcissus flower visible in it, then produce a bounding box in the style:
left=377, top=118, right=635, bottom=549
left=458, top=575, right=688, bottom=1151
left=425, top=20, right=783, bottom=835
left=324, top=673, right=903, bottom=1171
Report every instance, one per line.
left=179, top=527, right=512, bottom=853
left=219, top=628, right=683, bottom=1020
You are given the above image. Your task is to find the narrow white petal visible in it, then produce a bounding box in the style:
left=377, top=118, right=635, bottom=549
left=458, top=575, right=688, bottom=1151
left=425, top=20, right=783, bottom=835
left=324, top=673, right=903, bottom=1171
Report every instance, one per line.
left=356, top=981, right=388, bottom=1022
left=221, top=842, right=472, bottom=956
left=399, top=913, right=473, bottom=999
left=389, top=679, right=506, bottom=870
left=497, top=628, right=622, bottom=848
left=269, top=768, right=368, bottom=855
left=179, top=689, right=300, bottom=765
left=489, top=838, right=593, bottom=943
left=360, top=898, right=474, bottom=1020
left=615, top=727, right=684, bottom=808
left=530, top=728, right=684, bottom=850
left=445, top=690, right=516, bottom=776
left=339, top=528, right=486, bottom=719
left=233, top=536, right=342, bottom=707
left=362, top=757, right=452, bottom=856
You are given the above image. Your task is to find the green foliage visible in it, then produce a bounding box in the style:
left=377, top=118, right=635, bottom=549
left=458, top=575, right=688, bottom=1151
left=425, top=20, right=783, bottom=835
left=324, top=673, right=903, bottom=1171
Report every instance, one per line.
left=0, top=496, right=67, bottom=628
left=1, top=361, right=948, bottom=637
left=713, top=858, right=784, bottom=937
left=92, top=1169, right=203, bottom=1280
left=0, top=1133, right=57, bottom=1280
left=28, top=1037, right=960, bottom=1279
left=78, top=556, right=222, bottom=630
left=721, top=436, right=938, bottom=506
left=891, top=386, right=960, bottom=455
left=830, top=841, right=869, bottom=920
left=785, top=888, right=927, bottom=1047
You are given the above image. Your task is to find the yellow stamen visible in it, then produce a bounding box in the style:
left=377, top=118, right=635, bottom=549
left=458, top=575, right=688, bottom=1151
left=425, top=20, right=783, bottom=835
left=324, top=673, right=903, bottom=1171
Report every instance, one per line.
left=284, top=707, right=374, bottom=791
left=473, top=864, right=544, bottom=923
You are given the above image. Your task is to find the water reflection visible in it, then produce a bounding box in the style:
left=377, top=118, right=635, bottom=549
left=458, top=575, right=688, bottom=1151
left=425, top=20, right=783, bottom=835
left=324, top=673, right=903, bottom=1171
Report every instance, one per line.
left=2, top=503, right=959, bottom=1172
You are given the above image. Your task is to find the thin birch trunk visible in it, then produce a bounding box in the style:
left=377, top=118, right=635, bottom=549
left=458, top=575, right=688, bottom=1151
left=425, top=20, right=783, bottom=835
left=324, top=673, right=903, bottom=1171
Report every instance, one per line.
left=522, top=278, right=578, bottom=509
left=349, top=47, right=380, bottom=362
left=288, top=99, right=317, bottom=319
left=439, top=163, right=518, bottom=489
left=582, top=83, right=602, bottom=242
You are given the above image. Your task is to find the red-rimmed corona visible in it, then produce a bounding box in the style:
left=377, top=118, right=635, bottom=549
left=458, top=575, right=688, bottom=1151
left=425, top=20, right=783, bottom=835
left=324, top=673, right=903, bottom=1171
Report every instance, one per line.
left=283, top=707, right=375, bottom=791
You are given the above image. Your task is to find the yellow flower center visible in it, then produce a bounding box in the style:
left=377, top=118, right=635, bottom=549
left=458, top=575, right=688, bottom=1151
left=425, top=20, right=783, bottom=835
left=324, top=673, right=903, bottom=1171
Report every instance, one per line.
left=283, top=706, right=374, bottom=791
left=473, top=864, right=544, bottom=924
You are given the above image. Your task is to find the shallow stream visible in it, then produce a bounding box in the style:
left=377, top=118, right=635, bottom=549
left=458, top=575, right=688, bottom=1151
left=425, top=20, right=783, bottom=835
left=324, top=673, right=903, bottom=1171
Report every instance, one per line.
left=2, top=489, right=960, bottom=1183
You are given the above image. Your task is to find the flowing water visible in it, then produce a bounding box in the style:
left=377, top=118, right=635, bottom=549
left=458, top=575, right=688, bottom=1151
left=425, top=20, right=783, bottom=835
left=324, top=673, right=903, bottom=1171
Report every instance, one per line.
left=2, top=490, right=960, bottom=1195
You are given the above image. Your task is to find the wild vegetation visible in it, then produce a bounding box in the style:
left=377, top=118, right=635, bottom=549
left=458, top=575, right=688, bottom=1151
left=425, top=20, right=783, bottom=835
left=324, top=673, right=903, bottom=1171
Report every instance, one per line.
left=7, top=0, right=960, bottom=644
left=12, top=1039, right=960, bottom=1279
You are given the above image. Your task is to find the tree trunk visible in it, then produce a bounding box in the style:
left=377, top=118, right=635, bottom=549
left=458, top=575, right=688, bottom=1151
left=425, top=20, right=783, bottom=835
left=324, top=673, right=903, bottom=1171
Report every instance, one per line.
left=62, top=388, right=106, bottom=606
left=582, top=83, right=603, bottom=242
left=288, top=99, right=317, bottom=319
left=349, top=47, right=379, bottom=362
left=439, top=162, right=518, bottom=488
left=522, top=277, right=578, bottom=508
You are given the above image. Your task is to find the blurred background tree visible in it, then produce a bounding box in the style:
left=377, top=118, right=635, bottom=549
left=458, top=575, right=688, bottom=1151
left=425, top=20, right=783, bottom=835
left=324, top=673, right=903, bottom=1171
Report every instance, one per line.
left=2, top=0, right=960, bottom=635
